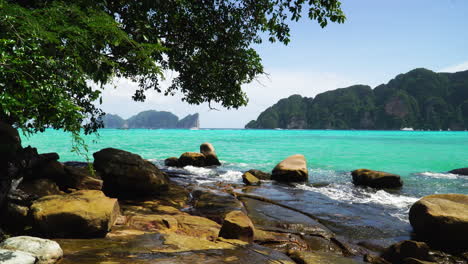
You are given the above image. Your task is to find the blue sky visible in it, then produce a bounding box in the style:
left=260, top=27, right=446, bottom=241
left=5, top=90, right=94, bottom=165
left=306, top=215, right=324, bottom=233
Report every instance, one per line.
left=101, top=0, right=468, bottom=128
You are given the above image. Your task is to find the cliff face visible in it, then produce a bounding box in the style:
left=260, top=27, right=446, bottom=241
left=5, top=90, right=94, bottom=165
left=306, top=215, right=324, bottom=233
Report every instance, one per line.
left=177, top=113, right=200, bottom=128
left=246, top=68, right=468, bottom=130
left=101, top=111, right=200, bottom=129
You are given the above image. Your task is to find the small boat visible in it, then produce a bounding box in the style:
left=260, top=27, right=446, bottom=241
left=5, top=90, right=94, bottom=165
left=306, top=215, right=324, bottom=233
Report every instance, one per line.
left=400, top=127, right=414, bottom=131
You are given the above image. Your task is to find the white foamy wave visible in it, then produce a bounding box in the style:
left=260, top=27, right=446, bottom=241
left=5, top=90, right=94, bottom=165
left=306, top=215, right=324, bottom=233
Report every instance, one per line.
left=195, top=179, right=216, bottom=184
left=218, top=170, right=243, bottom=182
left=296, top=184, right=418, bottom=209
left=183, top=166, right=217, bottom=177
left=417, top=172, right=460, bottom=179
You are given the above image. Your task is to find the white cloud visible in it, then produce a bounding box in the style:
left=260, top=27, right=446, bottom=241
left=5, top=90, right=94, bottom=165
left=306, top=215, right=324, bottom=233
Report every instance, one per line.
left=97, top=69, right=357, bottom=128
left=439, top=61, right=468, bottom=73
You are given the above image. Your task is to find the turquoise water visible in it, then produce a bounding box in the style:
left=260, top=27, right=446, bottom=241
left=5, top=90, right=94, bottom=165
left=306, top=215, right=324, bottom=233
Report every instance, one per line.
left=22, top=129, right=468, bottom=245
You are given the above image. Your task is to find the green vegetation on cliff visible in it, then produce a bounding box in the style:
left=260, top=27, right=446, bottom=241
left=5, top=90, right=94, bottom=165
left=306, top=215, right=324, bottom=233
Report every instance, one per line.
left=246, top=68, right=468, bottom=130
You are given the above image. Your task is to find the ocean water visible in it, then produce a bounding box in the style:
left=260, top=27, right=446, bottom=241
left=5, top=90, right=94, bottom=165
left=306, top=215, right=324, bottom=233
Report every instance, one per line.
left=22, top=129, right=468, bottom=245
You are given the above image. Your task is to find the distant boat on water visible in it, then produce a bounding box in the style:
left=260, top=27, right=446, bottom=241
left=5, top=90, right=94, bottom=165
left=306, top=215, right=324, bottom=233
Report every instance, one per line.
left=401, top=127, right=414, bottom=131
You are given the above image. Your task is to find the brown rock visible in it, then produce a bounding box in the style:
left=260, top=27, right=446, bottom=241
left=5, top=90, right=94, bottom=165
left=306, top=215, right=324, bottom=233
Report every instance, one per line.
left=200, top=142, right=221, bottom=166
left=409, top=194, right=468, bottom=250
left=352, top=169, right=403, bottom=189
left=30, top=190, right=120, bottom=237
left=403, top=258, right=436, bottom=264
left=246, top=169, right=271, bottom=180
left=178, top=152, right=206, bottom=167
left=381, top=240, right=432, bottom=264
left=164, top=157, right=179, bottom=167
left=219, top=211, right=255, bottom=243
left=242, top=172, right=260, bottom=186
left=93, top=148, right=169, bottom=197
left=18, top=179, right=64, bottom=197
left=62, top=165, right=103, bottom=190
left=272, top=154, right=308, bottom=182
left=289, top=250, right=360, bottom=264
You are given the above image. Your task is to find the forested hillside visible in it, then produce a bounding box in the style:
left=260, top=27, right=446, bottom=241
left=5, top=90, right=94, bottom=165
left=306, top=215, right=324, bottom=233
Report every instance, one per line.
left=246, top=68, right=468, bottom=130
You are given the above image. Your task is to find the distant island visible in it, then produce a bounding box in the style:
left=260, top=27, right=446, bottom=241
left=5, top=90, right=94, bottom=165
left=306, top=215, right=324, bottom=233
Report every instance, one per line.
left=246, top=68, right=468, bottom=130
left=101, top=110, right=199, bottom=129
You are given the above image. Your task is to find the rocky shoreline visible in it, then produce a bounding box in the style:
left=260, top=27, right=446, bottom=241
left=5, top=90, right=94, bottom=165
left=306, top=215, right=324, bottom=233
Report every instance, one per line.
left=0, top=132, right=467, bottom=263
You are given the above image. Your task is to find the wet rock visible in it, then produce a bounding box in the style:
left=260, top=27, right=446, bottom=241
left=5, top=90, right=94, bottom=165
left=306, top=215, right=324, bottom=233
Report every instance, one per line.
left=289, top=250, right=361, bottom=264
left=272, top=154, right=308, bottom=182
left=402, top=258, right=436, bottom=264
left=62, top=165, right=103, bottom=190
left=178, top=152, right=206, bottom=167
left=409, top=194, right=468, bottom=251
left=219, top=211, right=255, bottom=242
left=93, top=148, right=169, bottom=197
left=200, top=142, right=221, bottom=166
left=30, top=190, right=120, bottom=237
left=364, top=254, right=391, bottom=264
left=448, top=167, right=468, bottom=176
left=191, top=188, right=244, bottom=223
left=352, top=169, right=403, bottom=189
left=242, top=172, right=260, bottom=186
left=246, top=169, right=271, bottom=180
left=18, top=179, right=64, bottom=197
left=0, top=249, right=36, bottom=264
left=0, top=236, right=63, bottom=264
left=164, top=157, right=179, bottom=167
left=381, top=240, right=432, bottom=264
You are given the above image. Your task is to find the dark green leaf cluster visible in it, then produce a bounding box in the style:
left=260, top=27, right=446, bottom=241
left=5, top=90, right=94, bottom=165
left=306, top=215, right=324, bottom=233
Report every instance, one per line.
left=0, top=0, right=345, bottom=135
left=246, top=68, right=468, bottom=130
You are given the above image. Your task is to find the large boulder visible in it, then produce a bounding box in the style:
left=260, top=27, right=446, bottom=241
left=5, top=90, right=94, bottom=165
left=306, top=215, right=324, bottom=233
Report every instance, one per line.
left=272, top=154, right=308, bottom=182
left=164, top=157, right=180, bottom=167
left=448, top=167, right=468, bottom=176
left=62, top=165, right=103, bottom=190
left=351, top=169, right=403, bottom=189
left=200, top=142, right=221, bottom=166
left=93, top=148, right=169, bottom=196
left=18, top=179, right=64, bottom=197
left=178, top=152, right=206, bottom=167
left=0, top=236, right=63, bottom=264
left=218, top=211, right=255, bottom=243
left=246, top=169, right=271, bottom=180
left=409, top=194, right=468, bottom=250
left=30, top=190, right=120, bottom=237
left=0, top=249, right=36, bottom=264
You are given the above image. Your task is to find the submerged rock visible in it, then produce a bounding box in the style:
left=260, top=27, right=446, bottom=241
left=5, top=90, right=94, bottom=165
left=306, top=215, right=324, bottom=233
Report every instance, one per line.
left=351, top=169, right=403, bottom=189
left=448, top=167, right=468, bottom=176
left=0, top=249, right=36, bottom=264
left=409, top=194, right=468, bottom=251
left=30, top=190, right=120, bottom=237
left=93, top=148, right=169, bottom=197
left=246, top=169, right=271, bottom=180
left=219, top=211, right=255, bottom=242
left=0, top=236, right=63, bottom=264
left=242, top=172, right=260, bottom=186
left=272, top=154, right=308, bottom=182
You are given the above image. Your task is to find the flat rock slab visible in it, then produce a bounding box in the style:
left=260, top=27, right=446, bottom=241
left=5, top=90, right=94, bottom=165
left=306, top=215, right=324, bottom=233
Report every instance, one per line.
left=54, top=233, right=296, bottom=264
left=0, top=236, right=63, bottom=264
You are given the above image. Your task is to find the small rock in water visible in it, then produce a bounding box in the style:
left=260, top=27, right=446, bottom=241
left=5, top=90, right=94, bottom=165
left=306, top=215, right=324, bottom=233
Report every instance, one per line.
left=219, top=211, right=255, bottom=243
left=164, top=157, right=179, bottom=167
left=200, top=142, right=221, bottom=166
left=246, top=169, right=271, bottom=180
left=271, top=154, right=308, bottom=182
left=178, top=152, right=206, bottom=167
left=0, top=249, right=36, bottom=264
left=0, top=236, right=63, bottom=264
left=409, top=194, right=468, bottom=251
left=351, top=169, right=403, bottom=189
left=448, top=167, right=468, bottom=176
left=242, top=172, right=260, bottom=186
